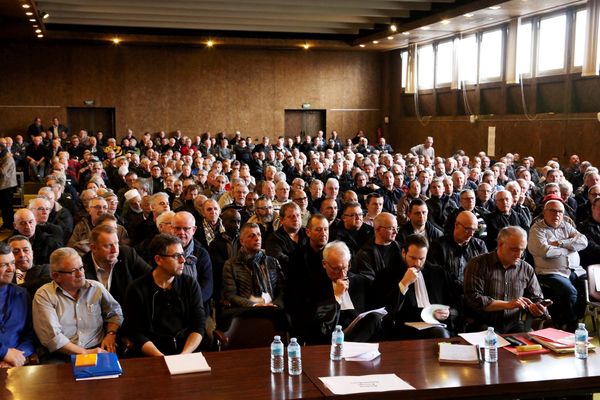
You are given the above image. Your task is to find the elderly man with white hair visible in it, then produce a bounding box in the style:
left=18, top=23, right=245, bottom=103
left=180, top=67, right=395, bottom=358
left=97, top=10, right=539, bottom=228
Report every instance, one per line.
left=528, top=199, right=588, bottom=332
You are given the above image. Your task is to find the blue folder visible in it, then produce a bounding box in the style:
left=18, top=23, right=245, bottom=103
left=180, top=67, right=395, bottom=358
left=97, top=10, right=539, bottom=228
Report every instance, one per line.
left=71, top=352, right=123, bottom=381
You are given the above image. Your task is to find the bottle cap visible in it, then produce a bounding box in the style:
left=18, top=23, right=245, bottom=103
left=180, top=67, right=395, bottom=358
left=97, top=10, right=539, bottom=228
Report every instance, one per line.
left=274, top=335, right=281, bottom=340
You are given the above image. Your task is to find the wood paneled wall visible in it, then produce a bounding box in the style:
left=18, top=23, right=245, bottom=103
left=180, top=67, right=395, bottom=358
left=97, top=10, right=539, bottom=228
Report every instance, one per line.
left=0, top=42, right=384, bottom=141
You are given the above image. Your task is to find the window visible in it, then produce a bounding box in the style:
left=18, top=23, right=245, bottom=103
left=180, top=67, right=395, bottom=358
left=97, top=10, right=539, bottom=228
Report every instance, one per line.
left=573, top=9, right=587, bottom=67
left=458, top=35, right=478, bottom=83
left=538, top=14, right=567, bottom=72
left=517, top=22, right=532, bottom=77
left=418, top=44, right=434, bottom=89
left=435, top=40, right=453, bottom=86
left=401, top=50, right=408, bottom=89
left=479, top=29, right=503, bottom=80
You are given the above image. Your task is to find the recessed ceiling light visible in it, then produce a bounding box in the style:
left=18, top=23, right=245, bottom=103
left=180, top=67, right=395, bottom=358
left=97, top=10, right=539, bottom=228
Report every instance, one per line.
left=372, top=40, right=379, bottom=44
left=387, top=36, right=394, bottom=40
left=489, top=6, right=501, bottom=10
left=402, top=32, right=410, bottom=36
left=25, top=11, right=33, bottom=16
left=441, top=20, right=450, bottom=25
left=35, top=29, right=41, bottom=33
left=29, top=18, right=35, bottom=22
left=112, top=38, right=120, bottom=44
left=390, top=24, right=397, bottom=32
left=207, top=40, right=214, bottom=47
left=41, top=12, right=49, bottom=19
left=33, top=24, right=38, bottom=27
left=37, top=34, right=43, bottom=38
left=22, top=4, right=30, bottom=8
left=302, top=43, right=310, bottom=50
left=421, top=26, right=430, bottom=30
left=359, top=44, right=365, bottom=48
left=464, top=13, right=474, bottom=18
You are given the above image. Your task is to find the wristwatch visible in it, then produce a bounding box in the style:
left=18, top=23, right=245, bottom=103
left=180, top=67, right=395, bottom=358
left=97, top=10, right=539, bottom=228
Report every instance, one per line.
left=106, top=330, right=117, bottom=335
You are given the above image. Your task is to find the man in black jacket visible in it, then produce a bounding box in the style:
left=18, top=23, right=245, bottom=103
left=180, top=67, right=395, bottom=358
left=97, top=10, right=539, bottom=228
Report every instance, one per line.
left=124, top=234, right=205, bottom=356
left=8, top=235, right=51, bottom=298
left=265, top=202, right=307, bottom=274
left=83, top=225, right=151, bottom=306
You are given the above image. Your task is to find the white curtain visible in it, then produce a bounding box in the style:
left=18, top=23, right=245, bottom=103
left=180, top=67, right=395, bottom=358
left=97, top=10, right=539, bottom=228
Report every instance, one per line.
left=505, top=19, right=519, bottom=84
left=405, top=43, right=418, bottom=94
left=583, top=0, right=599, bottom=76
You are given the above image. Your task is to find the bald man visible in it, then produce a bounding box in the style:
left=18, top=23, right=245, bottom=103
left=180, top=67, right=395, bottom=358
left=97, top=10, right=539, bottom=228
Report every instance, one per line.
left=13, top=209, right=61, bottom=265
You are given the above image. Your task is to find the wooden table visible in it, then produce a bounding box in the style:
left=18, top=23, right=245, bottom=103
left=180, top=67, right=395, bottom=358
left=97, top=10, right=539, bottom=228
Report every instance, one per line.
left=0, top=347, right=323, bottom=400
left=302, top=339, right=600, bottom=399
left=1, top=339, right=599, bottom=400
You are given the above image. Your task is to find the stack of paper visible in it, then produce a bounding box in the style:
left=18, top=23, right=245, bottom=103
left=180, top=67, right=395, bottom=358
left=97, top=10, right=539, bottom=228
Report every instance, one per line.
left=528, top=328, right=595, bottom=354
left=459, top=331, right=511, bottom=348
left=438, top=343, right=481, bottom=364
left=164, top=352, right=212, bottom=375
left=343, top=342, right=380, bottom=362
left=319, top=374, right=415, bottom=395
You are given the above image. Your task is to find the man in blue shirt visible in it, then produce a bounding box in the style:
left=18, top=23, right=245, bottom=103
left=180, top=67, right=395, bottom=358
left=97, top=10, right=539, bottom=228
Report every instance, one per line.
left=0, top=242, right=35, bottom=368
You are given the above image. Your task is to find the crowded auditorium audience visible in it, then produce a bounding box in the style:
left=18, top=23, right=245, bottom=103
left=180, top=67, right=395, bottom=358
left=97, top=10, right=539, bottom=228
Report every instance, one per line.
left=0, top=120, right=598, bottom=366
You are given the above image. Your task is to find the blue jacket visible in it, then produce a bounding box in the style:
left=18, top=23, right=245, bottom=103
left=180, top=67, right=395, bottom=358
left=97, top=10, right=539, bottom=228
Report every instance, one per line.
left=0, top=284, right=35, bottom=359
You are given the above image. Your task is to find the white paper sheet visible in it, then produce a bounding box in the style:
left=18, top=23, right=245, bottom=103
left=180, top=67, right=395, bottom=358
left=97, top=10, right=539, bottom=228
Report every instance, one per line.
left=342, top=342, right=379, bottom=358
left=344, top=307, right=387, bottom=334
left=345, top=350, right=381, bottom=362
left=405, top=321, right=447, bottom=330
left=164, top=352, right=211, bottom=375
left=319, top=374, right=415, bottom=395
left=459, top=331, right=510, bottom=348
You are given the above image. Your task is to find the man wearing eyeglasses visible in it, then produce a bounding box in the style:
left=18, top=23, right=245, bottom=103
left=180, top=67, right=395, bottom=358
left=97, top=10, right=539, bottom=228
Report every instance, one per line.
left=465, top=226, right=547, bottom=334
left=33, top=247, right=123, bottom=358
left=354, top=212, right=402, bottom=283
left=28, top=197, right=64, bottom=243
left=0, top=242, right=35, bottom=368
left=330, top=202, right=373, bottom=256
left=528, top=200, right=588, bottom=332
left=123, top=234, right=205, bottom=356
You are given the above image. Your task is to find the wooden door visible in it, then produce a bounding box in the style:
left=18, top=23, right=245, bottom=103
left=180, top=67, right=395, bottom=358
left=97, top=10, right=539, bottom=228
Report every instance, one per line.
left=284, top=109, right=326, bottom=138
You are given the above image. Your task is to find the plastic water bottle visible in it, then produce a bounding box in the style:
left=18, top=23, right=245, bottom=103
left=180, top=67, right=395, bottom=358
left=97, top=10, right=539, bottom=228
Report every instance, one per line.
left=287, top=337, right=302, bottom=376
left=575, top=323, right=589, bottom=360
left=270, top=335, right=284, bottom=373
left=484, top=327, right=498, bottom=363
left=330, top=325, right=344, bottom=361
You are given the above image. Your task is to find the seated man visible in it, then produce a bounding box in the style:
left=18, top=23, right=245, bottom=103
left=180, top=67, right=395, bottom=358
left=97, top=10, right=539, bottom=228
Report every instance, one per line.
left=124, top=234, right=205, bottom=356
left=8, top=235, right=51, bottom=298
left=221, top=223, right=284, bottom=327
left=83, top=225, right=151, bottom=306
left=13, top=208, right=61, bottom=265
left=33, top=247, right=123, bottom=357
left=265, top=202, right=307, bottom=274
left=464, top=226, right=547, bottom=334
left=484, top=190, right=529, bottom=250
left=397, top=198, right=442, bottom=245
left=374, top=234, right=457, bottom=339
left=301, top=241, right=382, bottom=345
left=0, top=243, right=35, bottom=368
left=330, top=202, right=373, bottom=256
left=528, top=200, right=588, bottom=331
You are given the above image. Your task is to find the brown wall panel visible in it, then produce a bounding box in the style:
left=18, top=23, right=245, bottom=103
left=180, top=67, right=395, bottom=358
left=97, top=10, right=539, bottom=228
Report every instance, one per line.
left=0, top=42, right=383, bottom=141
left=389, top=115, right=600, bottom=165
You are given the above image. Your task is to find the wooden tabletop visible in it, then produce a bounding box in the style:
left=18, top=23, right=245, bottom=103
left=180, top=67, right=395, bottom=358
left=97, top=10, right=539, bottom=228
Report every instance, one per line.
left=2, top=339, right=599, bottom=399
left=302, top=339, right=600, bottom=399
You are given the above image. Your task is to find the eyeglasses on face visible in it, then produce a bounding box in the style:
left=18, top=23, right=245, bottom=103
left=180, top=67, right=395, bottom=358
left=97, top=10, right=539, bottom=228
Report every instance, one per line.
left=159, top=253, right=185, bottom=260
left=55, top=265, right=85, bottom=276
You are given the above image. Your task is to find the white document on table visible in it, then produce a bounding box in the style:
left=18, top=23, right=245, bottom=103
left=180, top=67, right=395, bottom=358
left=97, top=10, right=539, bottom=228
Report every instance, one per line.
left=342, top=342, right=378, bottom=358
left=164, top=352, right=211, bottom=375
left=319, top=374, right=415, bottom=395
left=459, top=331, right=510, bottom=348
left=344, top=307, right=387, bottom=334
left=405, top=321, right=447, bottom=330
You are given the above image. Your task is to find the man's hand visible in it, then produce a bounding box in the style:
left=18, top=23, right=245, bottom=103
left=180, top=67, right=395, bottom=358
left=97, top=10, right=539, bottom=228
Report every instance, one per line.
left=333, top=278, right=349, bottom=298
left=400, top=267, right=419, bottom=288
left=528, top=302, right=547, bottom=317
left=508, top=297, right=533, bottom=310
left=4, top=348, right=26, bottom=367
left=84, top=347, right=106, bottom=355
left=433, top=309, right=450, bottom=321
left=101, top=333, right=117, bottom=353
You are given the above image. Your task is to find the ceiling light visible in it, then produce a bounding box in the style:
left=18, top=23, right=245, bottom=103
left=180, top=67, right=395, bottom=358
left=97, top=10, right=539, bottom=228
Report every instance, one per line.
left=302, top=43, right=310, bottom=50
left=489, top=6, right=501, bottom=10
left=207, top=40, right=214, bottom=47
left=359, top=44, right=365, bottom=48
left=387, top=36, right=393, bottom=40
left=35, top=29, right=41, bottom=33
left=29, top=18, right=35, bottom=22
left=390, top=24, right=397, bottom=32
left=41, top=12, right=49, bottom=19
left=441, top=20, right=450, bottom=25
left=372, top=40, right=379, bottom=44
left=25, top=11, right=33, bottom=16
left=33, top=24, right=38, bottom=27
left=464, top=13, right=474, bottom=18
left=22, top=4, right=30, bottom=8
left=37, top=34, right=43, bottom=38
left=112, top=38, right=120, bottom=44
left=402, top=32, right=410, bottom=36
left=421, top=26, right=430, bottom=30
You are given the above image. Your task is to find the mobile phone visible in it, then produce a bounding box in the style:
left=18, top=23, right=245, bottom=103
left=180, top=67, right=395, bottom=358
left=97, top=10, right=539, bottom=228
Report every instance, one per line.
left=539, top=299, right=553, bottom=306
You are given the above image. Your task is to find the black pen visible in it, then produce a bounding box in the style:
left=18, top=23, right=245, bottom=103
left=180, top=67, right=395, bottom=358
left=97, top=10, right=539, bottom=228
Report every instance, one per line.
left=476, top=345, right=482, bottom=365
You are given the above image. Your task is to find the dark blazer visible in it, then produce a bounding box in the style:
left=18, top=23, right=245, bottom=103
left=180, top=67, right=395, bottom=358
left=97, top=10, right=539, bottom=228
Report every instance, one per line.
left=12, top=264, right=51, bottom=298
left=83, top=245, right=151, bottom=306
